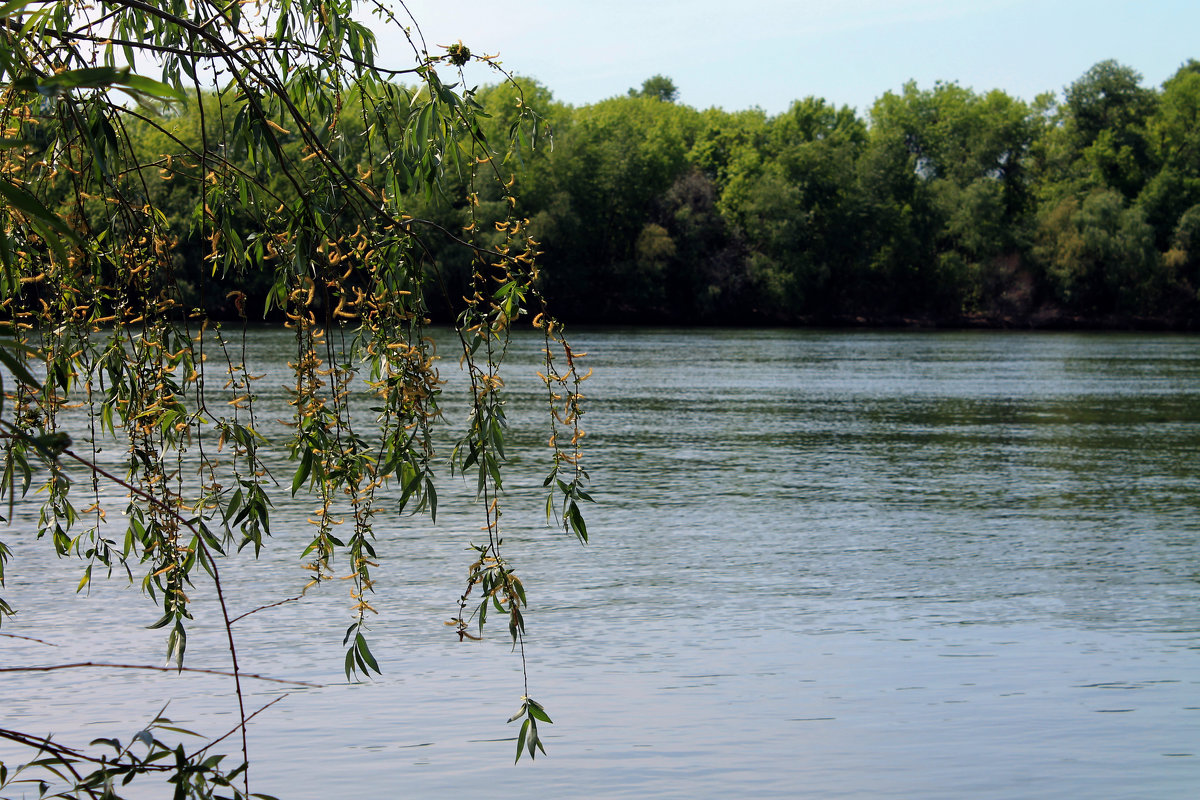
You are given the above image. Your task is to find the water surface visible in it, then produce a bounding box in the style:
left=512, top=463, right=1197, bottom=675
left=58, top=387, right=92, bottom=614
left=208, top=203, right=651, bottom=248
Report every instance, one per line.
left=3, top=328, right=1199, bottom=799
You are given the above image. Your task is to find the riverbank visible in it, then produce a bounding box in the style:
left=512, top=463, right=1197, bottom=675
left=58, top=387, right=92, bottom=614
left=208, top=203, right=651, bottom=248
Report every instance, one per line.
left=814, top=308, right=1200, bottom=331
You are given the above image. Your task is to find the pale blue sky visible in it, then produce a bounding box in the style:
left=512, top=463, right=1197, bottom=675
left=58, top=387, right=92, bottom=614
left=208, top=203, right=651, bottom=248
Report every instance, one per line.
left=374, top=0, right=1199, bottom=115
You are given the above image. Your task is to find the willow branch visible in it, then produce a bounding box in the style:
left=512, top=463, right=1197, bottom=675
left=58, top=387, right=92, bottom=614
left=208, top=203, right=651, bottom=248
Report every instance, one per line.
left=0, top=630, right=59, bottom=645
left=0, top=661, right=322, bottom=687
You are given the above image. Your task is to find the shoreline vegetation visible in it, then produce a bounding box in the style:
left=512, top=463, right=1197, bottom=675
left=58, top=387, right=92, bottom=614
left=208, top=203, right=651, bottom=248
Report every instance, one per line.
left=15, top=60, right=1200, bottom=331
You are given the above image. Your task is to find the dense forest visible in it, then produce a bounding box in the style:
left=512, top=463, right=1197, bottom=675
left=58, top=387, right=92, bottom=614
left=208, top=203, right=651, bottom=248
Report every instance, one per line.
left=55, top=59, right=1200, bottom=327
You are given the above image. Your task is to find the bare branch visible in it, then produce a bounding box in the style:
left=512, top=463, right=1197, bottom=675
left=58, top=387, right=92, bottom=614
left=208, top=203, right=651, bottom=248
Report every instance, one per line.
left=0, top=661, right=322, bottom=688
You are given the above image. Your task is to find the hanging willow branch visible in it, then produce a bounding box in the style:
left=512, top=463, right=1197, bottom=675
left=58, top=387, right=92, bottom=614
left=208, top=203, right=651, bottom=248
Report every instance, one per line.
left=0, top=0, right=591, bottom=793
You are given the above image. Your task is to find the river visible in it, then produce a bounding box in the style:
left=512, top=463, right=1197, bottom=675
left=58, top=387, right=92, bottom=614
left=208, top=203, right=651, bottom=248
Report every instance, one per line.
left=3, top=328, right=1199, bottom=799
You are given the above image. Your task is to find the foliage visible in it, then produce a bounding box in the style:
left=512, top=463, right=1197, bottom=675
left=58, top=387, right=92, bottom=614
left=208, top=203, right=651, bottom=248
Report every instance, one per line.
left=1034, top=190, right=1161, bottom=312
left=27, top=56, right=1198, bottom=328
left=437, top=63, right=1200, bottom=327
left=8, top=52, right=1197, bottom=331
left=630, top=74, right=679, bottom=104
left=0, top=0, right=590, bottom=794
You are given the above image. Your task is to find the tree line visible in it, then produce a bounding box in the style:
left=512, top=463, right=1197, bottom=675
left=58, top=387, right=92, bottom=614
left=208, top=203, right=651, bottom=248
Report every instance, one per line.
left=68, top=59, right=1200, bottom=327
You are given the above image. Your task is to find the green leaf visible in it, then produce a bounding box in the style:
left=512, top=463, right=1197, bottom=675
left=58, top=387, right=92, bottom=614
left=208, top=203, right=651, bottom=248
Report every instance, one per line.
left=291, top=448, right=313, bottom=496
left=0, top=340, right=40, bottom=388
left=0, top=0, right=37, bottom=19
left=0, top=178, right=80, bottom=243
left=426, top=480, right=438, bottom=523
left=490, top=417, right=506, bottom=459
left=355, top=632, right=381, bottom=674
left=397, top=470, right=422, bottom=513
left=567, top=503, right=588, bottom=543
left=147, top=610, right=173, bottom=630
left=526, top=718, right=539, bottom=759
left=167, top=622, right=186, bottom=665
left=121, top=74, right=188, bottom=104
left=515, top=717, right=530, bottom=763
left=527, top=700, right=552, bottom=724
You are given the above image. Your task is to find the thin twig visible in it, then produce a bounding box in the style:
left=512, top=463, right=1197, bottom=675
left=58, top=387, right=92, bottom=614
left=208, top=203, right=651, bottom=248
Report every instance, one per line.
left=188, top=694, right=288, bottom=761
left=229, top=594, right=305, bottom=625
left=0, top=728, right=110, bottom=797
left=0, top=662, right=322, bottom=687
left=0, top=631, right=59, bottom=645
left=210, top=545, right=252, bottom=795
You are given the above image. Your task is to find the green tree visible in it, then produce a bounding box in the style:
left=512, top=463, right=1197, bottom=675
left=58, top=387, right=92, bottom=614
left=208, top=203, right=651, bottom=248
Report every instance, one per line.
left=1034, top=190, right=1162, bottom=313
left=1139, top=61, right=1200, bottom=250
left=1148, top=60, right=1200, bottom=174
left=531, top=94, right=699, bottom=318
left=631, top=74, right=679, bottom=103
left=710, top=98, right=868, bottom=317
left=0, top=0, right=588, bottom=794
left=1062, top=60, right=1158, bottom=197
left=1163, top=203, right=1200, bottom=301
left=861, top=81, right=1045, bottom=315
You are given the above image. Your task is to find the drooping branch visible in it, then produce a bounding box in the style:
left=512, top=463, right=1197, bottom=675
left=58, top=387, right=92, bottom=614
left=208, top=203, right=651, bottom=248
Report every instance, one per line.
left=0, top=0, right=590, bottom=790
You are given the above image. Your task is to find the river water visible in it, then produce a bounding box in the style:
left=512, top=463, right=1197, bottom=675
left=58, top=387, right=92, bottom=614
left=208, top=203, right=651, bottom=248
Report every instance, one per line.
left=2, top=328, right=1199, bottom=799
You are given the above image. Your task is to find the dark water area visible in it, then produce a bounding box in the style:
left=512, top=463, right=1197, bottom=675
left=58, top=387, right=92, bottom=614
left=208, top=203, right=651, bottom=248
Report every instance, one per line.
left=3, top=328, right=1199, bottom=798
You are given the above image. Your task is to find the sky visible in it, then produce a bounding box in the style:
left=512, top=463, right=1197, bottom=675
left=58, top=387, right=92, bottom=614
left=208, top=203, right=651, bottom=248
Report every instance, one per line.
left=365, top=0, right=1200, bottom=116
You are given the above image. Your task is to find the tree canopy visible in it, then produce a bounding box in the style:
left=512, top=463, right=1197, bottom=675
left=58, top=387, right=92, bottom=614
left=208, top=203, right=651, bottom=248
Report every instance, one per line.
left=631, top=74, right=679, bottom=103
left=433, top=63, right=1200, bottom=327
left=13, top=54, right=1198, bottom=331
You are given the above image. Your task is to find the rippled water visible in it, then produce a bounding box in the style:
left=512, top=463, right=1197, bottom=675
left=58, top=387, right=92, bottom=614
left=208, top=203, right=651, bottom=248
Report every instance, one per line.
left=3, top=328, right=1199, bottom=799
